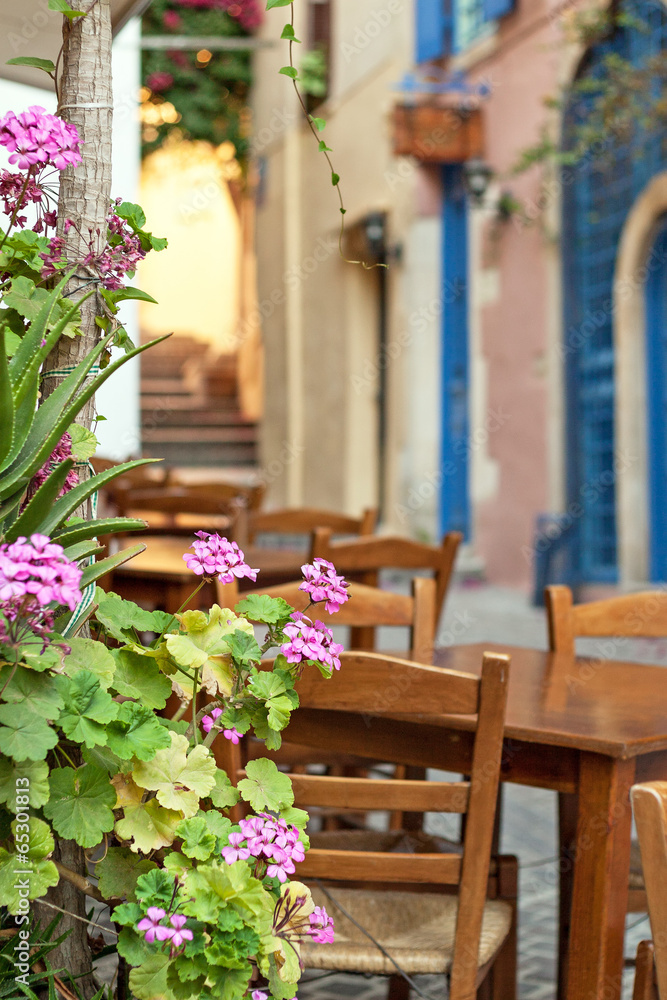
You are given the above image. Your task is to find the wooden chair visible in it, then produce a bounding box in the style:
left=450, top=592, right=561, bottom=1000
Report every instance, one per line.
left=311, top=528, right=462, bottom=635
left=248, top=506, right=377, bottom=544
left=631, top=782, right=667, bottom=999
left=234, top=575, right=437, bottom=665
left=109, top=486, right=247, bottom=539
left=546, top=585, right=667, bottom=997
left=233, top=650, right=516, bottom=1000
left=631, top=940, right=659, bottom=1000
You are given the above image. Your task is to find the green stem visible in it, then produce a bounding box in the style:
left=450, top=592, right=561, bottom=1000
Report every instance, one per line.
left=192, top=667, right=200, bottom=745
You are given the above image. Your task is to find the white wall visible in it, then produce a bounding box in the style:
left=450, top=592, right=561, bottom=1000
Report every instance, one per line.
left=0, top=20, right=142, bottom=461
left=95, top=16, right=141, bottom=460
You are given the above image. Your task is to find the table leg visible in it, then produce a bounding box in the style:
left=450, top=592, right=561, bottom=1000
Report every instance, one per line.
left=566, top=752, right=635, bottom=1000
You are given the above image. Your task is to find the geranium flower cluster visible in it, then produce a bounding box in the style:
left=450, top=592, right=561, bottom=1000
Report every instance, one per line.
left=299, top=558, right=349, bottom=614
left=0, top=108, right=81, bottom=237
left=183, top=532, right=259, bottom=585
left=22, top=433, right=79, bottom=510
left=0, top=534, right=83, bottom=647
left=280, top=612, right=343, bottom=674
left=137, top=908, right=193, bottom=952
left=272, top=883, right=335, bottom=947
left=201, top=706, right=241, bottom=743
left=40, top=202, right=148, bottom=290
left=221, top=814, right=306, bottom=883
left=0, top=107, right=82, bottom=172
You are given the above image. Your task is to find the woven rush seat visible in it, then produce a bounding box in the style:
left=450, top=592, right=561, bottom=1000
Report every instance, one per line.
left=302, top=887, right=513, bottom=975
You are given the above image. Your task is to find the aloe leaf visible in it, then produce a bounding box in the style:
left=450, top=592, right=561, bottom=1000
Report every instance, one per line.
left=5, top=459, right=76, bottom=541
left=1, top=334, right=170, bottom=503
left=14, top=289, right=92, bottom=409
left=53, top=517, right=147, bottom=547
left=0, top=331, right=114, bottom=501
left=78, top=543, right=146, bottom=589
left=62, top=539, right=105, bottom=562
left=0, top=329, right=15, bottom=466
left=8, top=272, right=71, bottom=380
left=0, top=374, right=38, bottom=475
left=39, top=459, right=161, bottom=535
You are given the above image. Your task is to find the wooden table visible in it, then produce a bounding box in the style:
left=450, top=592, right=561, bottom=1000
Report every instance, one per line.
left=108, top=535, right=306, bottom=610
left=286, top=641, right=667, bottom=1000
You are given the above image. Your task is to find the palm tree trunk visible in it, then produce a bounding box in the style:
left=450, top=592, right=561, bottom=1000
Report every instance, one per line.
left=35, top=4, right=113, bottom=995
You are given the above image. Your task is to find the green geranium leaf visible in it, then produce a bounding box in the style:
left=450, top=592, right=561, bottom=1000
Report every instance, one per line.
left=116, top=201, right=147, bottom=230
left=96, top=847, right=157, bottom=902
left=163, top=851, right=193, bottom=880
left=165, top=607, right=254, bottom=700
left=56, top=670, right=119, bottom=747
left=129, top=952, right=174, bottom=1000
left=0, top=818, right=59, bottom=914
left=0, top=706, right=57, bottom=762
left=132, top=734, right=216, bottom=817
left=110, top=648, right=171, bottom=709
left=2, top=277, right=49, bottom=320
left=199, top=809, right=232, bottom=849
left=237, top=758, right=294, bottom=813
left=117, top=926, right=154, bottom=966
left=0, top=758, right=50, bottom=811
left=115, top=798, right=182, bottom=854
left=176, top=816, right=216, bottom=861
left=62, top=636, right=116, bottom=689
left=19, top=641, right=64, bottom=672
left=135, top=868, right=176, bottom=906
left=208, top=769, right=241, bottom=809
left=82, top=744, right=123, bottom=775
left=44, top=765, right=116, bottom=847
left=0, top=665, right=64, bottom=716
left=106, top=701, right=172, bottom=761
left=95, top=589, right=174, bottom=642
left=68, top=423, right=99, bottom=461
left=224, top=630, right=262, bottom=666
left=234, top=594, right=294, bottom=625
left=112, top=900, right=143, bottom=926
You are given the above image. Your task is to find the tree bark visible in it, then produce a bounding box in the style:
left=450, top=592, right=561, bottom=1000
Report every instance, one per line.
left=35, top=4, right=114, bottom=996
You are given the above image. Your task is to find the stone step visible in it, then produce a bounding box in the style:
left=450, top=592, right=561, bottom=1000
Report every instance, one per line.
left=140, top=395, right=241, bottom=414
left=142, top=440, right=257, bottom=467
left=141, top=408, right=251, bottom=428
left=142, top=425, right=257, bottom=444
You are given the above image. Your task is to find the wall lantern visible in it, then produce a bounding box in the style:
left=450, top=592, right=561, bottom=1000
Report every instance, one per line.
left=463, top=157, right=494, bottom=205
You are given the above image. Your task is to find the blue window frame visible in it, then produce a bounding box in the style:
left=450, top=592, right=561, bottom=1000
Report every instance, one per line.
left=562, top=0, right=667, bottom=583
left=439, top=164, right=470, bottom=539
left=645, top=215, right=667, bottom=581
left=414, top=0, right=514, bottom=62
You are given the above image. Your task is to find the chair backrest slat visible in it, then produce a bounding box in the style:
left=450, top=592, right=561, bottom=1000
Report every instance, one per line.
left=289, top=773, right=470, bottom=813
left=546, top=585, right=667, bottom=655
left=243, top=578, right=436, bottom=664
left=311, top=528, right=461, bottom=631
left=631, top=781, right=667, bottom=999
left=248, top=507, right=377, bottom=542
left=296, top=848, right=462, bottom=885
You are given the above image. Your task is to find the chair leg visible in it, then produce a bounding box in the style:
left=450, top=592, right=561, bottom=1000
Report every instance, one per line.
left=632, top=940, right=658, bottom=1000
left=488, top=855, right=518, bottom=1000
left=387, top=974, right=411, bottom=1000
left=557, top=791, right=578, bottom=1000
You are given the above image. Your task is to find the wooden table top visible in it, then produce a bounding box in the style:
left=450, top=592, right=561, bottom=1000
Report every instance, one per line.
left=113, top=535, right=306, bottom=583
left=432, top=642, right=667, bottom=759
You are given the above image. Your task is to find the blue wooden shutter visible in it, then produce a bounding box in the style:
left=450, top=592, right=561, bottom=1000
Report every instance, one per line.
left=482, top=0, right=515, bottom=22
left=415, top=0, right=446, bottom=63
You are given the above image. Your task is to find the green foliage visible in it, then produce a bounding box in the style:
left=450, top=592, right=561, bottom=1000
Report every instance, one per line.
left=141, top=1, right=254, bottom=158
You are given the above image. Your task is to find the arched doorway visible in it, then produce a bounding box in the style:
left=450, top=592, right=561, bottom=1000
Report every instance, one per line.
left=562, top=0, right=667, bottom=583
left=646, top=213, right=667, bottom=579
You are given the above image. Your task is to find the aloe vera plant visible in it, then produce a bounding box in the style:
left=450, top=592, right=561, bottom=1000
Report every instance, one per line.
left=0, top=274, right=169, bottom=616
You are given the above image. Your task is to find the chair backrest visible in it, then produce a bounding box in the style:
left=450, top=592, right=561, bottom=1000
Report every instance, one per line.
left=247, top=507, right=377, bottom=544
left=257, top=649, right=510, bottom=1000
left=235, top=576, right=437, bottom=663
left=311, top=528, right=462, bottom=631
left=164, top=475, right=266, bottom=513
left=92, top=456, right=170, bottom=492
left=631, top=782, right=667, bottom=999
left=545, top=585, right=667, bottom=656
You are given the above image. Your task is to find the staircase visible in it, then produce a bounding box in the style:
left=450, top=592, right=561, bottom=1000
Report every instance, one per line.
left=140, top=336, right=258, bottom=467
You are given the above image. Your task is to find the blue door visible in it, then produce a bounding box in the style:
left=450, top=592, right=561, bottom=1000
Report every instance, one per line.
left=562, top=0, right=667, bottom=583
left=646, top=215, right=667, bottom=581
left=439, top=164, right=470, bottom=539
